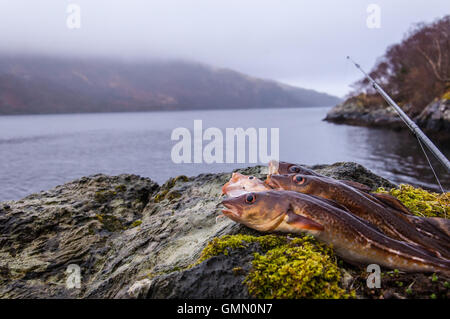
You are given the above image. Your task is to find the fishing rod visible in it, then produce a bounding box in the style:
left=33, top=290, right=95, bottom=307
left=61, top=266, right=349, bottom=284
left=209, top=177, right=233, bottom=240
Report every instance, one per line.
left=347, top=56, right=450, bottom=175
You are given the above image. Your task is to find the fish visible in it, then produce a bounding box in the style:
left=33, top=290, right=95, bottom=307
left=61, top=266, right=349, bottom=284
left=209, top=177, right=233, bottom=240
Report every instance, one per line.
left=268, top=160, right=450, bottom=238
left=222, top=172, right=271, bottom=197
left=221, top=190, right=450, bottom=275
left=266, top=173, right=450, bottom=259
left=268, top=160, right=371, bottom=193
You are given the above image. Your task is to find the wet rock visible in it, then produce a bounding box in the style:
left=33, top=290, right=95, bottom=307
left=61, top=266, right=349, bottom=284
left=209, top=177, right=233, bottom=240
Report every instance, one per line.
left=324, top=94, right=450, bottom=140
left=324, top=95, right=403, bottom=129
left=415, top=97, right=450, bottom=139
left=0, top=163, right=401, bottom=298
left=0, top=174, right=158, bottom=298
left=311, top=162, right=396, bottom=189
left=144, top=243, right=263, bottom=299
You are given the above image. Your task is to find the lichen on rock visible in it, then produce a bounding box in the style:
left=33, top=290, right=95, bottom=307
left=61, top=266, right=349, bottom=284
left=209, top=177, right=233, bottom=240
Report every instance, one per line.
left=375, top=184, right=449, bottom=218
left=244, top=236, right=354, bottom=299
left=195, top=234, right=287, bottom=265
left=0, top=163, right=446, bottom=299
left=192, top=234, right=354, bottom=299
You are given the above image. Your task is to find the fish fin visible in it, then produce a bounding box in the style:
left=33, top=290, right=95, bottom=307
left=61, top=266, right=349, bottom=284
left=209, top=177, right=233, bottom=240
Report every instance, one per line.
left=339, top=180, right=371, bottom=192
left=371, top=193, right=413, bottom=215
left=286, top=209, right=324, bottom=231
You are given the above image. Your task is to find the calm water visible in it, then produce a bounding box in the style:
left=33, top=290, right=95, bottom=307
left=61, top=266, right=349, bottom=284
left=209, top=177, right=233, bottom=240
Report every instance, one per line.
left=0, top=107, right=449, bottom=201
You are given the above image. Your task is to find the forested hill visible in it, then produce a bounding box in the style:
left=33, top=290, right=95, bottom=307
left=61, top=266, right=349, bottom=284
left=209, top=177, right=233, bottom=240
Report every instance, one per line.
left=0, top=55, right=340, bottom=115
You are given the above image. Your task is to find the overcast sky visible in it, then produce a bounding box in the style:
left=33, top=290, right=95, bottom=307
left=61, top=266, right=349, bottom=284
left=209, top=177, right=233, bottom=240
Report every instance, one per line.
left=0, top=0, right=448, bottom=97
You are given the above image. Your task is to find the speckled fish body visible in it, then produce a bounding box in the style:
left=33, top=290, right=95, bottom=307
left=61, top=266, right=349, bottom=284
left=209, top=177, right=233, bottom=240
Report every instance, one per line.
left=266, top=174, right=450, bottom=259
left=221, top=191, right=450, bottom=275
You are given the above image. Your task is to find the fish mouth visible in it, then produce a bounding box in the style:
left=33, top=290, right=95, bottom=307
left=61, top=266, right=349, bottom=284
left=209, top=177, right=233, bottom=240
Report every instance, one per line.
left=268, top=160, right=280, bottom=176
left=221, top=200, right=242, bottom=219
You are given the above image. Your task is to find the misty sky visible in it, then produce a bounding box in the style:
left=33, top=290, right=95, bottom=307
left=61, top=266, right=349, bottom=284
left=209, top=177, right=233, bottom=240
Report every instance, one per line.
left=0, top=0, right=449, bottom=97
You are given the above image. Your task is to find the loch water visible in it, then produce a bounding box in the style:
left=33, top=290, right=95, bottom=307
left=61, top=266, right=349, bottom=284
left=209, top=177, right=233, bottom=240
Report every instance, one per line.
left=1, top=107, right=449, bottom=201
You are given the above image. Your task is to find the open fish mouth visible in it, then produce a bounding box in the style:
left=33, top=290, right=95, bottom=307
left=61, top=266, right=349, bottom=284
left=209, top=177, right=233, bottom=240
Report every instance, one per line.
left=221, top=201, right=242, bottom=219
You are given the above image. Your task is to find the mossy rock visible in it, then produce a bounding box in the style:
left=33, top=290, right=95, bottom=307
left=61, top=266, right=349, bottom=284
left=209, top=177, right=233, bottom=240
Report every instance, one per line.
left=375, top=184, right=449, bottom=218
left=129, top=220, right=142, bottom=228
left=245, top=236, right=354, bottom=299
left=195, top=234, right=354, bottom=299
left=96, top=214, right=125, bottom=232
left=152, top=175, right=188, bottom=203
left=195, top=234, right=287, bottom=265
left=114, top=184, right=127, bottom=192
left=161, top=175, right=189, bottom=191
left=94, top=190, right=117, bottom=203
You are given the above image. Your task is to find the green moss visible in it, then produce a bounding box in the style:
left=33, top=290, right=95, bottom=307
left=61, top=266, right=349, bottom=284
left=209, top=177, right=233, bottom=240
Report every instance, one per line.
left=130, top=220, right=142, bottom=228
left=96, top=214, right=124, bottom=232
left=431, top=273, right=438, bottom=282
left=375, top=184, right=449, bottom=218
left=195, top=234, right=354, bottom=299
left=153, top=190, right=169, bottom=203
left=196, top=234, right=287, bottom=265
left=115, top=184, right=127, bottom=192
left=45, top=201, right=59, bottom=205
left=153, top=175, right=189, bottom=203
left=163, top=175, right=189, bottom=190
left=245, top=236, right=354, bottom=299
left=166, top=190, right=182, bottom=201
left=152, top=175, right=188, bottom=203
left=94, top=190, right=117, bottom=203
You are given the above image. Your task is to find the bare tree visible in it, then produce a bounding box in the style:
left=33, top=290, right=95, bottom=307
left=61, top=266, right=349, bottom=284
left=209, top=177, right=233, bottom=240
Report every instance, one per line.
left=350, top=15, right=449, bottom=115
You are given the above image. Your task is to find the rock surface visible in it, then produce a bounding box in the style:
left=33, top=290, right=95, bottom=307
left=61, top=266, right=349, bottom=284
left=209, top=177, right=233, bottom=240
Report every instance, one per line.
left=324, top=95, right=403, bottom=129
left=415, top=98, right=450, bottom=134
left=0, top=162, right=446, bottom=299
left=325, top=94, right=450, bottom=140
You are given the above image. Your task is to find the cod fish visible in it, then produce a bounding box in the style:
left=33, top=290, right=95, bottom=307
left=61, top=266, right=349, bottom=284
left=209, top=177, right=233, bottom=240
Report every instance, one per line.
left=221, top=191, right=450, bottom=275
left=222, top=172, right=271, bottom=197
left=266, top=174, right=450, bottom=259
left=268, top=160, right=449, bottom=244
left=268, top=160, right=372, bottom=193
left=268, top=160, right=414, bottom=213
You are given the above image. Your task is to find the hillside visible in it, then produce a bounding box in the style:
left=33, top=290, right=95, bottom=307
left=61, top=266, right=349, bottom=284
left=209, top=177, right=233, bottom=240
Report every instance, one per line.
left=0, top=55, right=340, bottom=115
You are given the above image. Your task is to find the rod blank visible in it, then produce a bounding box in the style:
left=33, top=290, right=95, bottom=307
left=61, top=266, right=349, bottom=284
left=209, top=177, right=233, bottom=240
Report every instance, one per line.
left=347, top=56, right=450, bottom=173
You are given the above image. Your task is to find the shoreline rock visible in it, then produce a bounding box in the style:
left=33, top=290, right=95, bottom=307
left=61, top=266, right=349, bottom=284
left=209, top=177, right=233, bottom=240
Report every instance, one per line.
left=0, top=163, right=448, bottom=299
left=324, top=94, right=450, bottom=141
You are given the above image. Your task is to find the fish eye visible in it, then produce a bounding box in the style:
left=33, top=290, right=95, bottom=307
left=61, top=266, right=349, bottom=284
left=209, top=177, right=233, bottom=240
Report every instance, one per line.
left=289, top=166, right=300, bottom=173
left=245, top=194, right=256, bottom=204
left=293, top=175, right=305, bottom=184
left=248, top=176, right=254, bottom=180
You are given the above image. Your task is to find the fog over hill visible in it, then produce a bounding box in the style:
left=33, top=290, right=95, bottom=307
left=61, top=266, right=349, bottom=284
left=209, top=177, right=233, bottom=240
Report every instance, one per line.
left=0, top=55, right=341, bottom=115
